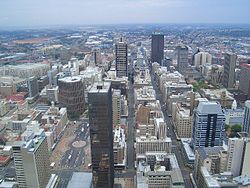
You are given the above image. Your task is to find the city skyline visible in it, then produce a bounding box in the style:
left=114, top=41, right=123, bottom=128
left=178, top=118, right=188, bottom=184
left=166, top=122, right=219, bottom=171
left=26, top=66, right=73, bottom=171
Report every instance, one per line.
left=0, top=0, right=250, bottom=28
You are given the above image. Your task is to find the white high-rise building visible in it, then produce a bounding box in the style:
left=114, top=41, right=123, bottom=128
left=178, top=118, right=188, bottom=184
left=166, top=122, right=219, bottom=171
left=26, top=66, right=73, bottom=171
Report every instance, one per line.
left=194, top=52, right=212, bottom=68
left=12, top=131, right=51, bottom=188
left=227, top=138, right=245, bottom=177
left=243, top=100, right=250, bottom=134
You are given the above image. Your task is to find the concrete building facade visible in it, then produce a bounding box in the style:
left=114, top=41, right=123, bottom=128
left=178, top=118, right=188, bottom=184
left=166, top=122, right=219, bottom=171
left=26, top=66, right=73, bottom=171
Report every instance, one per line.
left=58, top=76, right=85, bottom=118
left=12, top=131, right=51, bottom=188
left=222, top=52, right=236, bottom=89
left=239, top=64, right=250, bottom=99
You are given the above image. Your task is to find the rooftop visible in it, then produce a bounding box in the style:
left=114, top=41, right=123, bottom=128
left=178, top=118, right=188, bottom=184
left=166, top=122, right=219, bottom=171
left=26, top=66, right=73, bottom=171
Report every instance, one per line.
left=67, top=172, right=92, bottom=188
left=89, top=82, right=111, bottom=93
left=197, top=101, right=223, bottom=114
left=58, top=76, right=82, bottom=83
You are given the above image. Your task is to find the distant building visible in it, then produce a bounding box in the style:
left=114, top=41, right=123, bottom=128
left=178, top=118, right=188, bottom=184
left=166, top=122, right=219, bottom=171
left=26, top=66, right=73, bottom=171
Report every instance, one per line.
left=0, top=99, right=10, bottom=117
left=151, top=32, right=164, bottom=64
left=27, top=76, right=39, bottom=98
left=115, top=38, right=128, bottom=78
left=239, top=64, right=250, bottom=99
left=192, top=101, right=225, bottom=149
left=58, top=76, right=85, bottom=118
left=46, top=86, right=59, bottom=103
left=177, top=45, right=189, bottom=74
left=210, top=64, right=223, bottom=86
left=92, top=48, right=101, bottom=66
left=12, top=131, right=51, bottom=188
left=0, top=63, right=49, bottom=79
left=161, top=57, right=171, bottom=68
left=37, top=75, right=49, bottom=92
left=222, top=52, right=237, bottom=89
left=243, top=100, right=250, bottom=134
left=194, top=52, right=212, bottom=68
left=88, top=82, right=114, bottom=188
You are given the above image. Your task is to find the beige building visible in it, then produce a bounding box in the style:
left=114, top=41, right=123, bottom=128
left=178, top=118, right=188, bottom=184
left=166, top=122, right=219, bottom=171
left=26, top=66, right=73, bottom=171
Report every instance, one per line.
left=136, top=136, right=172, bottom=155
left=172, top=102, right=192, bottom=138
left=241, top=138, right=250, bottom=175
left=41, top=103, right=68, bottom=150
left=194, top=147, right=228, bottom=187
left=113, top=126, right=126, bottom=169
left=194, top=52, right=212, bottom=68
left=112, top=89, right=121, bottom=126
left=12, top=131, right=51, bottom=188
left=0, top=99, right=10, bottom=117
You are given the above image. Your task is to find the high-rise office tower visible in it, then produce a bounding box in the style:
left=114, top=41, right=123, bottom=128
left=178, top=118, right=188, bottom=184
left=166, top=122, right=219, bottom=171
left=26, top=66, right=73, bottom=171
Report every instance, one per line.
left=177, top=45, right=189, bottom=73
left=58, top=76, right=85, bottom=118
left=243, top=100, right=250, bottom=134
left=88, top=82, right=114, bottom=188
left=92, top=48, right=100, bottom=66
left=151, top=31, right=164, bottom=64
left=192, top=101, right=225, bottom=150
left=12, top=131, right=51, bottom=188
left=27, top=76, right=39, bottom=98
left=222, top=52, right=237, bottom=88
left=115, top=38, right=128, bottom=78
left=239, top=64, right=250, bottom=99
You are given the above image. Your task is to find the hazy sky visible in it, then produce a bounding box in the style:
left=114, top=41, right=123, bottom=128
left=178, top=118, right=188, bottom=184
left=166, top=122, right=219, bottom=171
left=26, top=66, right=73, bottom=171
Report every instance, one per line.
left=0, top=0, right=250, bottom=27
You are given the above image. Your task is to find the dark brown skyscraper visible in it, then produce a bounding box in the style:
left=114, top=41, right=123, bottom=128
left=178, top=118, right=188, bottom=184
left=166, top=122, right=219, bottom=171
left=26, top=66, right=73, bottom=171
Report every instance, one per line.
left=88, top=82, right=114, bottom=188
left=151, top=31, right=164, bottom=64
left=58, top=76, right=85, bottom=118
left=177, top=45, right=189, bottom=74
left=115, top=38, right=128, bottom=78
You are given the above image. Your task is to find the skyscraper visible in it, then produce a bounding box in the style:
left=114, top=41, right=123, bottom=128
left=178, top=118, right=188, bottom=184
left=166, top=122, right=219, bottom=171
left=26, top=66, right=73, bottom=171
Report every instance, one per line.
left=12, top=131, right=51, bottom=188
left=239, top=64, right=250, bottom=99
left=27, top=76, right=39, bottom=98
left=177, top=45, right=189, bottom=73
left=151, top=31, right=164, bottom=64
left=192, top=101, right=225, bottom=150
left=115, top=38, right=128, bottom=78
left=88, top=82, right=114, bottom=188
left=58, top=76, right=85, bottom=118
left=223, top=52, right=237, bottom=88
left=243, top=100, right=250, bottom=134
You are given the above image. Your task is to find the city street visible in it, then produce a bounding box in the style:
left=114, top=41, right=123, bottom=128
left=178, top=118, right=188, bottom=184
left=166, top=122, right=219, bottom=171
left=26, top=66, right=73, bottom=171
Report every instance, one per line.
left=60, top=121, right=89, bottom=169
left=150, top=68, right=193, bottom=188
left=52, top=119, right=91, bottom=187
left=126, top=61, right=136, bottom=172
